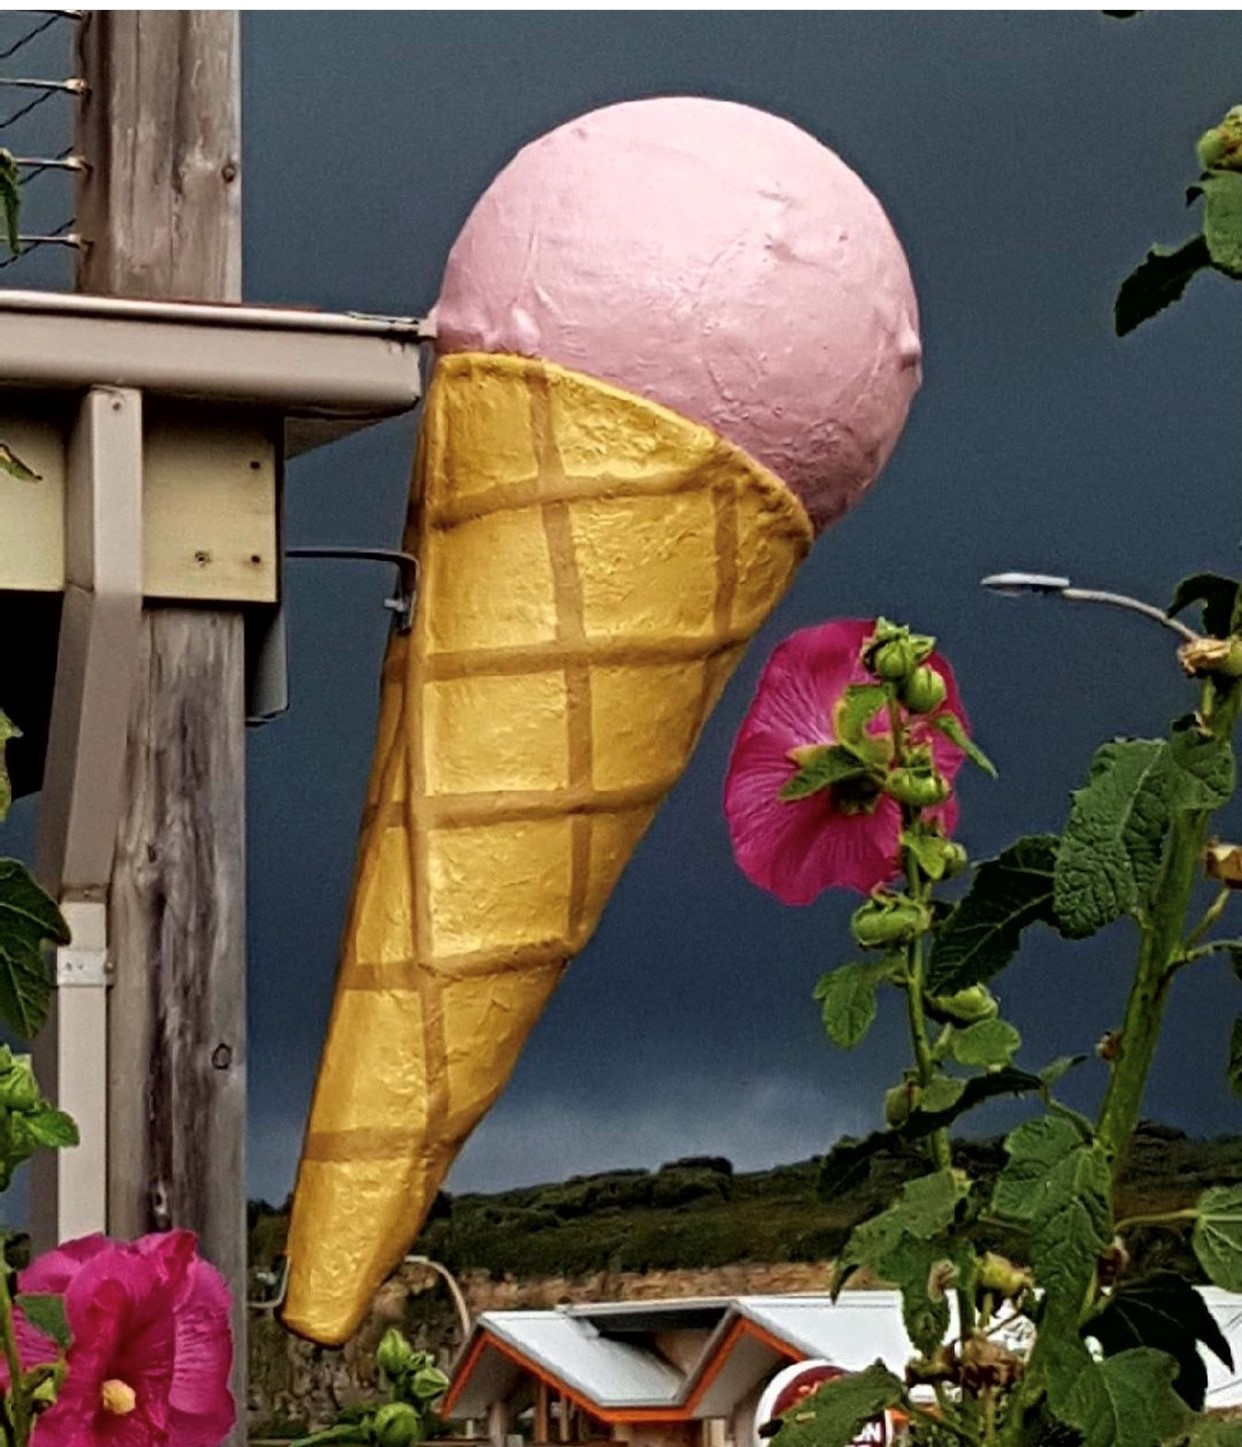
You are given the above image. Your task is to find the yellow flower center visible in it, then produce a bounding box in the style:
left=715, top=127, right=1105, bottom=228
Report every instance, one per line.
left=100, top=1379, right=137, bottom=1417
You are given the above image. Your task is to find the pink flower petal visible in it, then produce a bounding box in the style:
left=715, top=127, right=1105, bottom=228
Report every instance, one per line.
left=166, top=1261, right=235, bottom=1447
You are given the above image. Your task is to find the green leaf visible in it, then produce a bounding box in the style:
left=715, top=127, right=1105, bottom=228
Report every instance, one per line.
left=1184, top=1419, right=1242, bottom=1447
left=1086, top=1271, right=1232, bottom=1410
left=993, top=1116, right=1110, bottom=1321
left=1164, top=715, right=1235, bottom=811
left=24, top=1109, right=78, bottom=1150
left=918, top=1074, right=966, bottom=1114
left=1049, top=1345, right=1189, bottom=1447
left=780, top=745, right=870, bottom=802
left=817, top=1067, right=1048, bottom=1202
left=836, top=1168, right=968, bottom=1292
left=878, top=1233, right=962, bottom=1356
left=771, top=1362, right=904, bottom=1447
left=0, top=710, right=18, bottom=824
left=1169, top=573, right=1242, bottom=639
left=1115, top=236, right=1212, bottom=336
left=0, top=445, right=41, bottom=485
left=834, top=684, right=890, bottom=746
left=0, top=859, right=69, bottom=1040
left=928, top=711, right=996, bottom=777
left=0, top=150, right=18, bottom=259
left=1200, top=170, right=1242, bottom=276
left=15, top=1293, right=70, bottom=1350
left=1054, top=739, right=1169, bottom=938
left=950, top=1017, right=1021, bottom=1069
left=927, top=835, right=1059, bottom=993
left=814, top=961, right=889, bottom=1049
left=1193, top=1185, right=1242, bottom=1291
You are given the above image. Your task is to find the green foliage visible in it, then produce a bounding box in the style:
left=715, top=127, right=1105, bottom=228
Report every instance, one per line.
left=927, top=835, right=1059, bottom=992
left=993, top=1117, right=1111, bottom=1324
left=293, top=1330, right=447, bottom=1447
left=780, top=746, right=871, bottom=802
left=0, top=1048, right=78, bottom=1191
left=1053, top=739, right=1169, bottom=937
left=14, top=1294, right=70, bottom=1351
left=1086, top=1271, right=1232, bottom=1409
left=834, top=683, right=890, bottom=745
left=0, top=711, right=18, bottom=823
left=0, top=860, right=69, bottom=1040
left=1168, top=573, right=1242, bottom=638
left=948, top=1017, right=1021, bottom=1069
left=1192, top=1184, right=1242, bottom=1291
left=929, top=710, right=997, bottom=776
left=814, top=960, right=893, bottom=1049
left=1046, top=1344, right=1189, bottom=1447
left=1115, top=238, right=1211, bottom=335
left=1196, top=170, right=1242, bottom=276
left=834, top=1168, right=968, bottom=1299
left=771, top=1362, right=905, bottom=1447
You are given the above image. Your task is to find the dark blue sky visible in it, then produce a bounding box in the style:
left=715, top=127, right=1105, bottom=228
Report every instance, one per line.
left=6, top=12, right=1242, bottom=1203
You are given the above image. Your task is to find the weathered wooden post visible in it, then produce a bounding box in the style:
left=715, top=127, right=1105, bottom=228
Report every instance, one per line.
left=79, top=12, right=247, bottom=1430
left=0, top=9, right=427, bottom=1433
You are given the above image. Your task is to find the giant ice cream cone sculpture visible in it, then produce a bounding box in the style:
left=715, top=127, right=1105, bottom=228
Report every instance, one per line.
left=284, top=97, right=922, bottom=1345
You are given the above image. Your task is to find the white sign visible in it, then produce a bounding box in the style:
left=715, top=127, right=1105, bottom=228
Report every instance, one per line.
left=754, top=1361, right=892, bottom=1447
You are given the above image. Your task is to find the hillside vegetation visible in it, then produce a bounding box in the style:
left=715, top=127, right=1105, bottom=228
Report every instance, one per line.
left=250, top=1126, right=1242, bottom=1286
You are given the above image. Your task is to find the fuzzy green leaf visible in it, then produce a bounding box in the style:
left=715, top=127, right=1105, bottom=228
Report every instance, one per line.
left=1054, top=739, right=1170, bottom=938
left=24, top=1108, right=78, bottom=1150
left=771, top=1362, right=905, bottom=1447
left=781, top=745, right=871, bottom=802
left=836, top=1168, right=968, bottom=1292
left=814, top=961, right=889, bottom=1050
left=1193, top=1185, right=1242, bottom=1291
left=1200, top=170, right=1242, bottom=276
left=918, top=1075, right=966, bottom=1114
left=928, top=711, right=996, bottom=777
left=15, top=1293, right=70, bottom=1350
left=1115, top=236, right=1211, bottom=336
left=0, top=859, right=68, bottom=1040
left=878, top=1233, right=963, bottom=1356
left=994, top=1116, right=1110, bottom=1321
left=950, top=1018, right=1021, bottom=1069
left=816, top=1067, right=1046, bottom=1202
left=927, top=835, right=1059, bottom=993
left=834, top=684, right=890, bottom=746
left=1048, top=1344, right=1189, bottom=1447
left=1164, top=716, right=1235, bottom=810
left=1169, top=573, right=1242, bottom=639
left=1087, top=1271, right=1231, bottom=1410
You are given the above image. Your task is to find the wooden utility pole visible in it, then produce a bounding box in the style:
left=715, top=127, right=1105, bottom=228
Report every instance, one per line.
left=75, top=12, right=247, bottom=1437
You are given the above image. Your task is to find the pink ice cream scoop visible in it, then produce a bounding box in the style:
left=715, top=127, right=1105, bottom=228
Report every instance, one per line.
left=432, top=95, right=922, bottom=531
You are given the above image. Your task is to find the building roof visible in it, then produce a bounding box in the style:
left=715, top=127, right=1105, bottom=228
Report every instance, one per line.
left=444, top=1289, right=1242, bottom=1422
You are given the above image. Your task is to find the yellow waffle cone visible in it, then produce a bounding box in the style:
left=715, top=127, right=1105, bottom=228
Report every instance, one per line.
left=282, top=354, right=813, bottom=1344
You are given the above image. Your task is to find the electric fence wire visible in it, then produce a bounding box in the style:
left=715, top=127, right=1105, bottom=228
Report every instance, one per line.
left=0, top=9, right=84, bottom=270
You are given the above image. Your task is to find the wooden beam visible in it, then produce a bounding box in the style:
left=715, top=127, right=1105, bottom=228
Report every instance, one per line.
left=76, top=13, right=247, bottom=1441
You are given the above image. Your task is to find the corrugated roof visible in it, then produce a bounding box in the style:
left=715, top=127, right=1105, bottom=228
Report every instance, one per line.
left=1199, top=1288, right=1242, bottom=1408
left=739, top=1295, right=916, bottom=1373
left=483, top=1310, right=685, bottom=1407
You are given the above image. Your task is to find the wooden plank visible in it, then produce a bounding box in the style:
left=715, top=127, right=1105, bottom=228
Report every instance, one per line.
left=77, top=14, right=247, bottom=1441
left=144, top=412, right=278, bottom=604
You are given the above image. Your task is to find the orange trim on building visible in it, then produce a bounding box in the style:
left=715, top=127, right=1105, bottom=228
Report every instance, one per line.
left=445, top=1314, right=805, bottom=1425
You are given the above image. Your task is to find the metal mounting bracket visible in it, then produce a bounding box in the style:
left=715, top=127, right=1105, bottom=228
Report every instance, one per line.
left=284, top=546, right=417, bottom=633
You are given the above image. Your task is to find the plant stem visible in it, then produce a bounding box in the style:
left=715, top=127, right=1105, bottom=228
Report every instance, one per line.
left=0, top=1267, right=29, bottom=1447
left=1113, top=1206, right=1199, bottom=1234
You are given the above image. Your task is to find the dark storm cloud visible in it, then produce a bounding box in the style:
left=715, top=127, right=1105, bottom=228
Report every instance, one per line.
left=6, top=12, right=1242, bottom=1202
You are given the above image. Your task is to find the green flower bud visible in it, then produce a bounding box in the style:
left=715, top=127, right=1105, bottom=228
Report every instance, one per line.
left=899, top=665, right=948, bottom=715
left=925, top=985, right=999, bottom=1027
left=976, top=1251, right=1034, bottom=1302
left=863, top=620, right=936, bottom=683
left=373, top=1402, right=422, bottom=1447
left=1198, top=106, right=1242, bottom=173
left=885, top=767, right=951, bottom=809
left=939, top=841, right=969, bottom=879
left=852, top=894, right=932, bottom=950
left=884, top=1080, right=920, bottom=1128
left=376, top=1327, right=418, bottom=1383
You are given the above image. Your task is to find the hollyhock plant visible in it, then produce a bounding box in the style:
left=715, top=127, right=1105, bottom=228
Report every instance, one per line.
left=14, top=1232, right=234, bottom=1447
left=724, top=618, right=974, bottom=903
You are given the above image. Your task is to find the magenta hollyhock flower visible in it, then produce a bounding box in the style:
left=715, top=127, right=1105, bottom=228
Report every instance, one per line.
left=724, top=618, right=969, bottom=903
left=15, top=1231, right=234, bottom=1447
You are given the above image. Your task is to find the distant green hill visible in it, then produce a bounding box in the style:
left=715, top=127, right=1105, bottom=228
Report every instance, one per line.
left=249, top=1125, right=1242, bottom=1286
